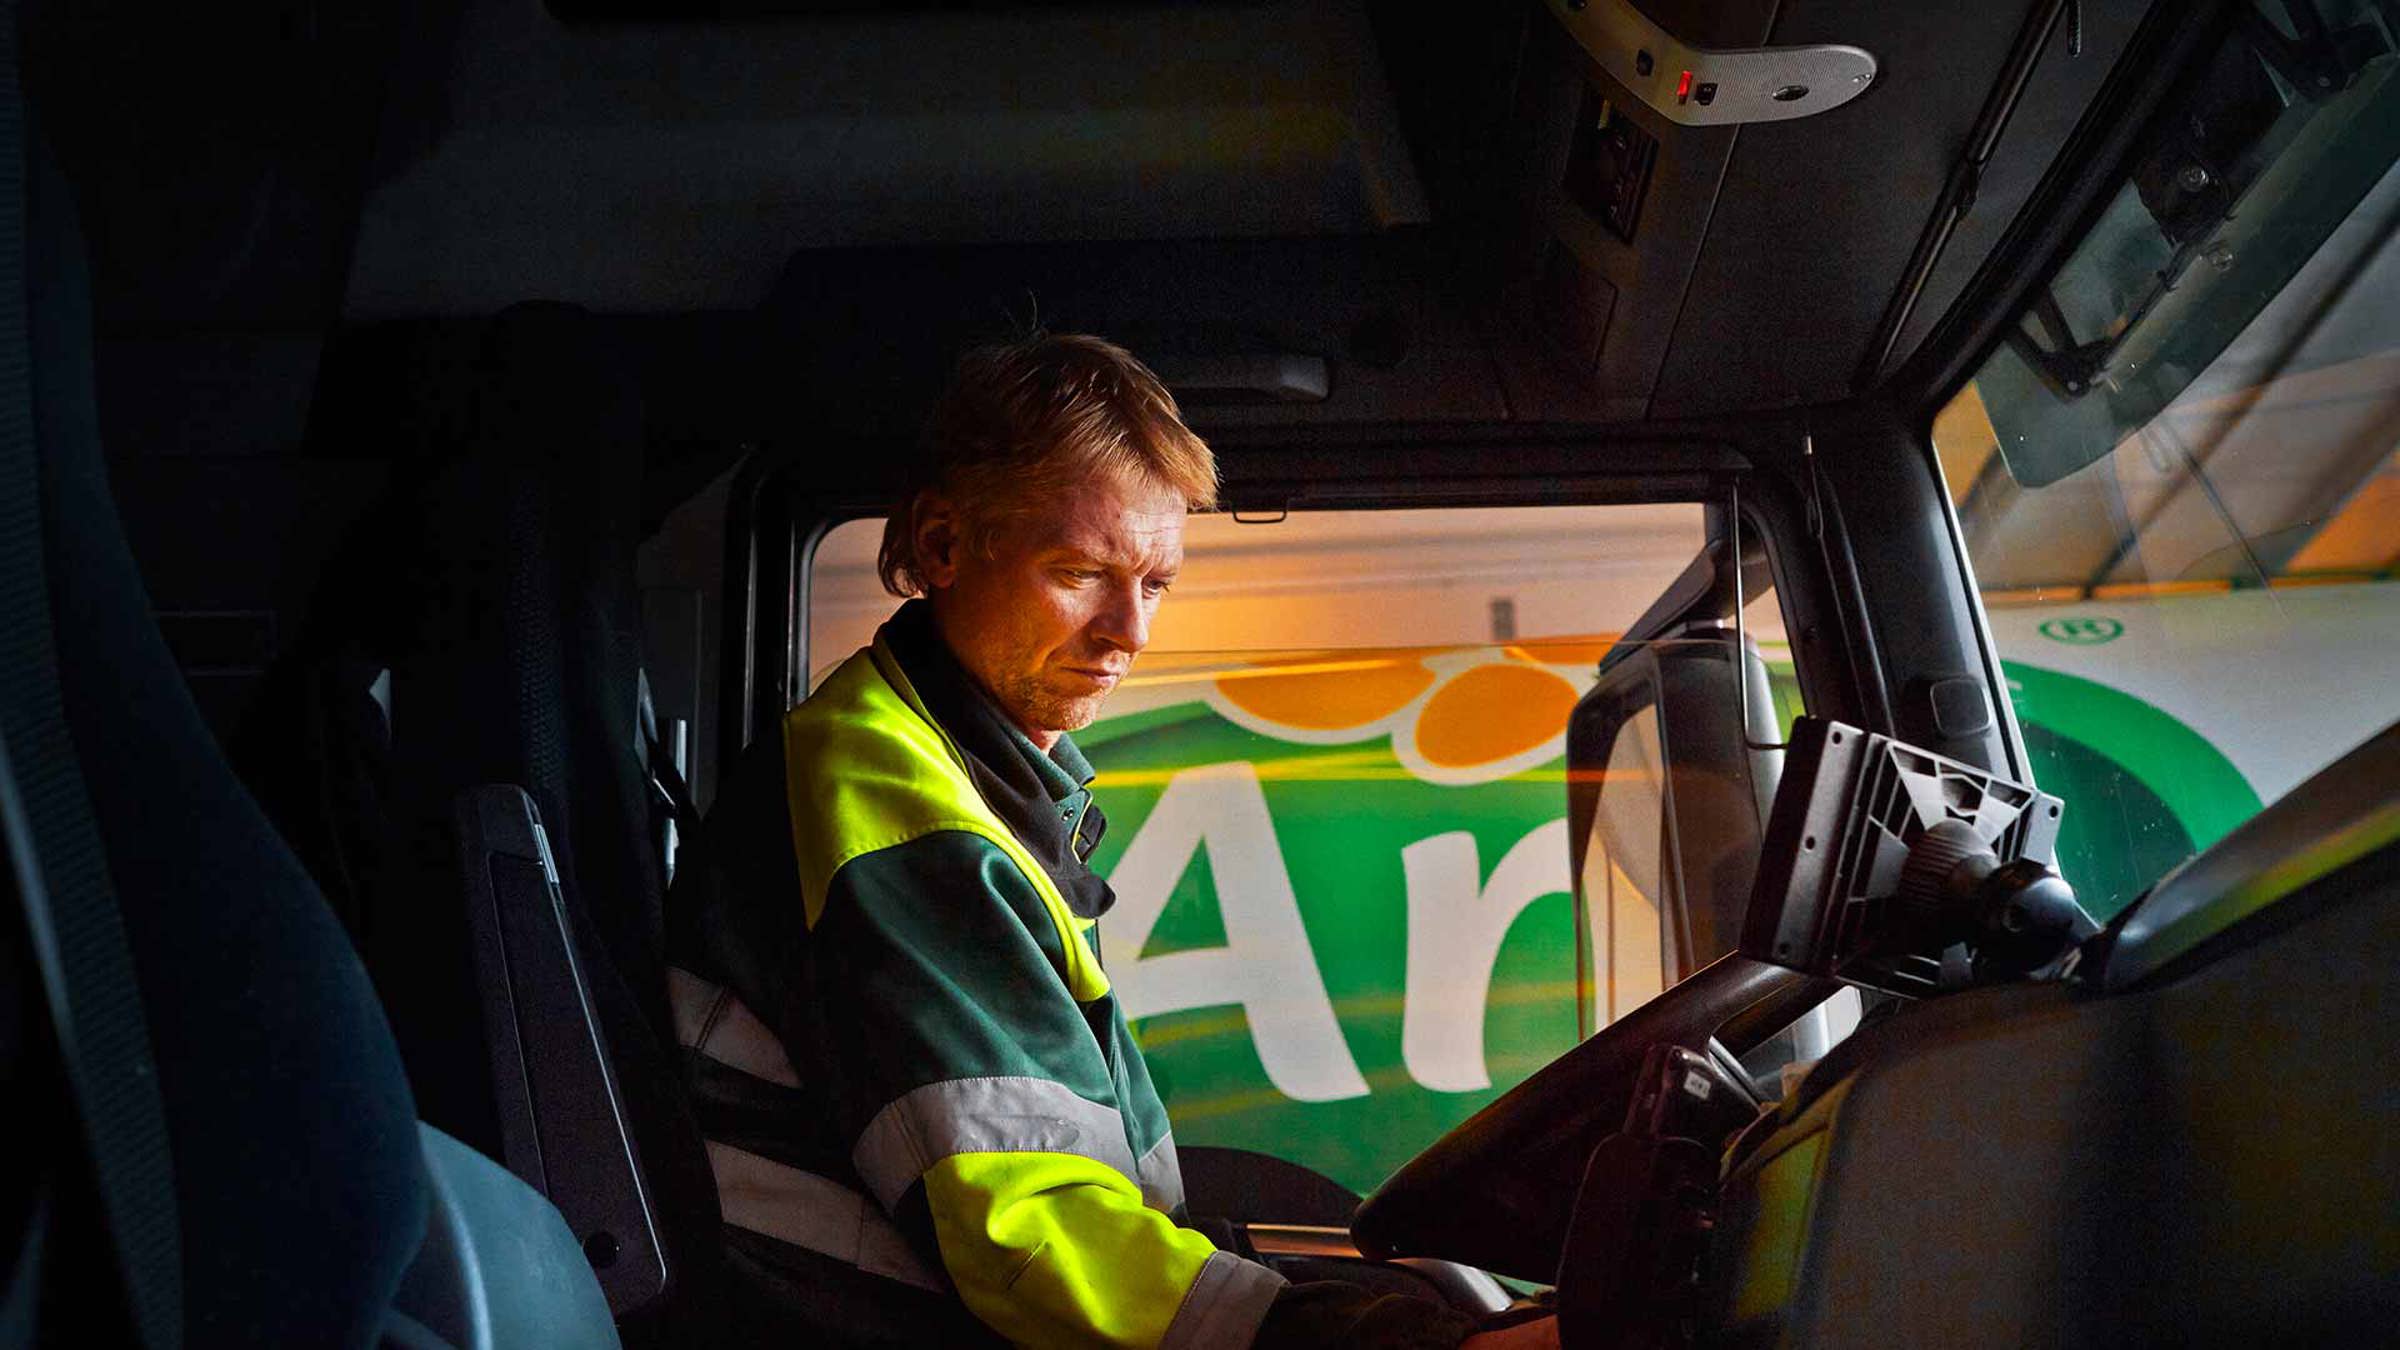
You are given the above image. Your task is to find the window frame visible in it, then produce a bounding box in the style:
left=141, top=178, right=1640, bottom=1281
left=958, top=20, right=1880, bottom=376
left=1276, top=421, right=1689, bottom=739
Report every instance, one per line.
left=1906, top=0, right=2396, bottom=816
left=1888, top=3, right=2257, bottom=801
left=741, top=457, right=1849, bottom=1033
left=736, top=460, right=1844, bottom=1185
left=726, top=442, right=1860, bottom=774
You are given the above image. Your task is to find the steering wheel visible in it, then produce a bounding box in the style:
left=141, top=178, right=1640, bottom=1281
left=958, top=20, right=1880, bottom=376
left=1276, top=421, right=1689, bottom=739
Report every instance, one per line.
left=1350, top=955, right=1831, bottom=1284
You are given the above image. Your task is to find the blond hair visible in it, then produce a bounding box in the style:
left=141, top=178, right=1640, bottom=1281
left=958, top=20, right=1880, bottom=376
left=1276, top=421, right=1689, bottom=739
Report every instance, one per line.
left=879, top=333, right=1218, bottom=597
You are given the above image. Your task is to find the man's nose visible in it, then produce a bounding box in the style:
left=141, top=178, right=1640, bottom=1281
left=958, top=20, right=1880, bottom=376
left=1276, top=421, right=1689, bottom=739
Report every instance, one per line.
left=1092, top=580, right=1150, bottom=654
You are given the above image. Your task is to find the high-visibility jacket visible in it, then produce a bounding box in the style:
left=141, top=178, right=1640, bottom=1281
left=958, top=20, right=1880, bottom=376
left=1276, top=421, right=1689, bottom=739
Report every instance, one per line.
left=711, top=621, right=1288, bottom=1348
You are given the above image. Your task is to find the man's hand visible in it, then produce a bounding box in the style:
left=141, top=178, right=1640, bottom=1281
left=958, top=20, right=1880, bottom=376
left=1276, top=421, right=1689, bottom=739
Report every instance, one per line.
left=1460, top=1314, right=1561, bottom=1350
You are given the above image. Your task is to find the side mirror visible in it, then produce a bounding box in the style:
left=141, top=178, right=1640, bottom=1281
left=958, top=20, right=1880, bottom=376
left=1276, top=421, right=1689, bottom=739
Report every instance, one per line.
left=1566, top=531, right=1785, bottom=1034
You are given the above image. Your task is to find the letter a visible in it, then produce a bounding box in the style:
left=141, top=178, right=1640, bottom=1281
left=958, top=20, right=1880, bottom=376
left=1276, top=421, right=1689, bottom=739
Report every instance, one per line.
left=1105, top=762, right=1369, bottom=1103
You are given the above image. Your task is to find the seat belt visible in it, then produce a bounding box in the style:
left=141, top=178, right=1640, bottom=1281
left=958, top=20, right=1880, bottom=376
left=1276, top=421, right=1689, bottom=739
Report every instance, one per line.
left=637, top=669, right=699, bottom=885
left=0, top=3, right=183, bottom=1342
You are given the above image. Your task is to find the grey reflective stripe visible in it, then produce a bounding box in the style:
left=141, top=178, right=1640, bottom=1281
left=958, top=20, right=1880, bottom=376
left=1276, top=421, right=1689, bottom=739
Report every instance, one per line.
left=706, top=1141, right=944, bottom=1292
left=1158, top=1250, right=1287, bottom=1350
left=1135, top=1130, right=1185, bottom=1215
left=667, top=966, right=800, bottom=1088
left=851, top=1076, right=1139, bottom=1211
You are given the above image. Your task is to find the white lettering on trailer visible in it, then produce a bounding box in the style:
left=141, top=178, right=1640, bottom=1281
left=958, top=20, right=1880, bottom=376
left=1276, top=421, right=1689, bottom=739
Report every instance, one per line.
left=1399, top=818, right=1572, bottom=1093
left=1103, top=762, right=1370, bottom=1103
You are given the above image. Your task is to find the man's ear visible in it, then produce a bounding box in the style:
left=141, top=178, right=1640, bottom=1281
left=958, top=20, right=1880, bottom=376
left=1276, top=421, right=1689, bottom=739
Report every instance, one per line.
left=912, top=494, right=964, bottom=590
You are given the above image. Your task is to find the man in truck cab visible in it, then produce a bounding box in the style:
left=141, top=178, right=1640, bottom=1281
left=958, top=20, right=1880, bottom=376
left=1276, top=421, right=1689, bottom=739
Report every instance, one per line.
left=672, top=333, right=1557, bottom=1348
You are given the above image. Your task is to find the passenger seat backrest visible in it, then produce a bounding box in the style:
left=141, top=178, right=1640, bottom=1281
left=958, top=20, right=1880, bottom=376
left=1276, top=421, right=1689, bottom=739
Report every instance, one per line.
left=13, top=125, right=424, bottom=1345
left=451, top=783, right=670, bottom=1314
left=240, top=304, right=727, bottom=1340
left=10, top=18, right=632, bottom=1348
left=402, top=303, right=670, bottom=1024
left=392, top=305, right=725, bottom=1335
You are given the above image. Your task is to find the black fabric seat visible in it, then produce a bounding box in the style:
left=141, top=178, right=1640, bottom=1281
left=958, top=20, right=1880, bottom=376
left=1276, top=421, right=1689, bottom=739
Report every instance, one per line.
left=5, top=121, right=427, bottom=1346
left=3, top=60, right=615, bottom=1350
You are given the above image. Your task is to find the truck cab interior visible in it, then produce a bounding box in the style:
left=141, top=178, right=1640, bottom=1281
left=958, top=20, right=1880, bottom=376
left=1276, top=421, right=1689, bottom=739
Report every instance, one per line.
left=6, top=0, right=2396, bottom=1346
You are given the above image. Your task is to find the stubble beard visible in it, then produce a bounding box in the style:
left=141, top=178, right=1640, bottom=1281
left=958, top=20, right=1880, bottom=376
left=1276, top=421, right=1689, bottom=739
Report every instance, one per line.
left=1001, top=671, right=1109, bottom=740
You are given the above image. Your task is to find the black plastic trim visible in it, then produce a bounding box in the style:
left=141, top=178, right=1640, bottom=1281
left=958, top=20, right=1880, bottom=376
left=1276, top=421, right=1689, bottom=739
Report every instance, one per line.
left=1884, top=0, right=2244, bottom=415
left=451, top=785, right=668, bottom=1317
left=2101, top=721, right=2400, bottom=992
left=1855, top=0, right=2087, bottom=391
left=714, top=451, right=768, bottom=772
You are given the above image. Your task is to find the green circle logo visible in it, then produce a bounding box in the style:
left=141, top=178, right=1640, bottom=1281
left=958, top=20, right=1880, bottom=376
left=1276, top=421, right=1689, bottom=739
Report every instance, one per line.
left=2038, top=616, right=2124, bottom=645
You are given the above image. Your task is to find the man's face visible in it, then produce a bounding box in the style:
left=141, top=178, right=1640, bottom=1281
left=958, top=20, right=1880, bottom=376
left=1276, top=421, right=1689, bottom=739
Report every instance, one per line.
left=919, top=471, right=1185, bottom=749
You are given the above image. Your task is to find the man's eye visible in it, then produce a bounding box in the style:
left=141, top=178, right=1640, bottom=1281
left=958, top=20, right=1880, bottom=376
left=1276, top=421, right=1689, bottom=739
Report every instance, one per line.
left=1059, top=567, right=1102, bottom=584
left=1143, top=578, right=1173, bottom=597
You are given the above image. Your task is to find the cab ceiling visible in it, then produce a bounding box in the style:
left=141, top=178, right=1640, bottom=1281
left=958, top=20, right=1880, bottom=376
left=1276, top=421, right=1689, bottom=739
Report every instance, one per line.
left=337, top=0, right=2161, bottom=430
left=39, top=0, right=2168, bottom=446
left=344, top=1, right=1430, bottom=315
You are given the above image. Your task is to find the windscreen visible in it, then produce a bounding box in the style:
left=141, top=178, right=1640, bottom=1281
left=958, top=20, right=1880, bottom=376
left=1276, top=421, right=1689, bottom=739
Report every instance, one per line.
left=1937, top=0, right=2400, bottom=921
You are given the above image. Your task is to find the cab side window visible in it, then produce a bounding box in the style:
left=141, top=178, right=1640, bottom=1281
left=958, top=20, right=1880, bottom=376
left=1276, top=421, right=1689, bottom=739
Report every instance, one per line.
left=806, top=502, right=1809, bottom=1195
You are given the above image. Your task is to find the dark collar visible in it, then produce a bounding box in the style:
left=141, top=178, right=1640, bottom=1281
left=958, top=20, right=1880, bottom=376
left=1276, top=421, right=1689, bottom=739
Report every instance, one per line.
left=880, top=601, right=1114, bottom=920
